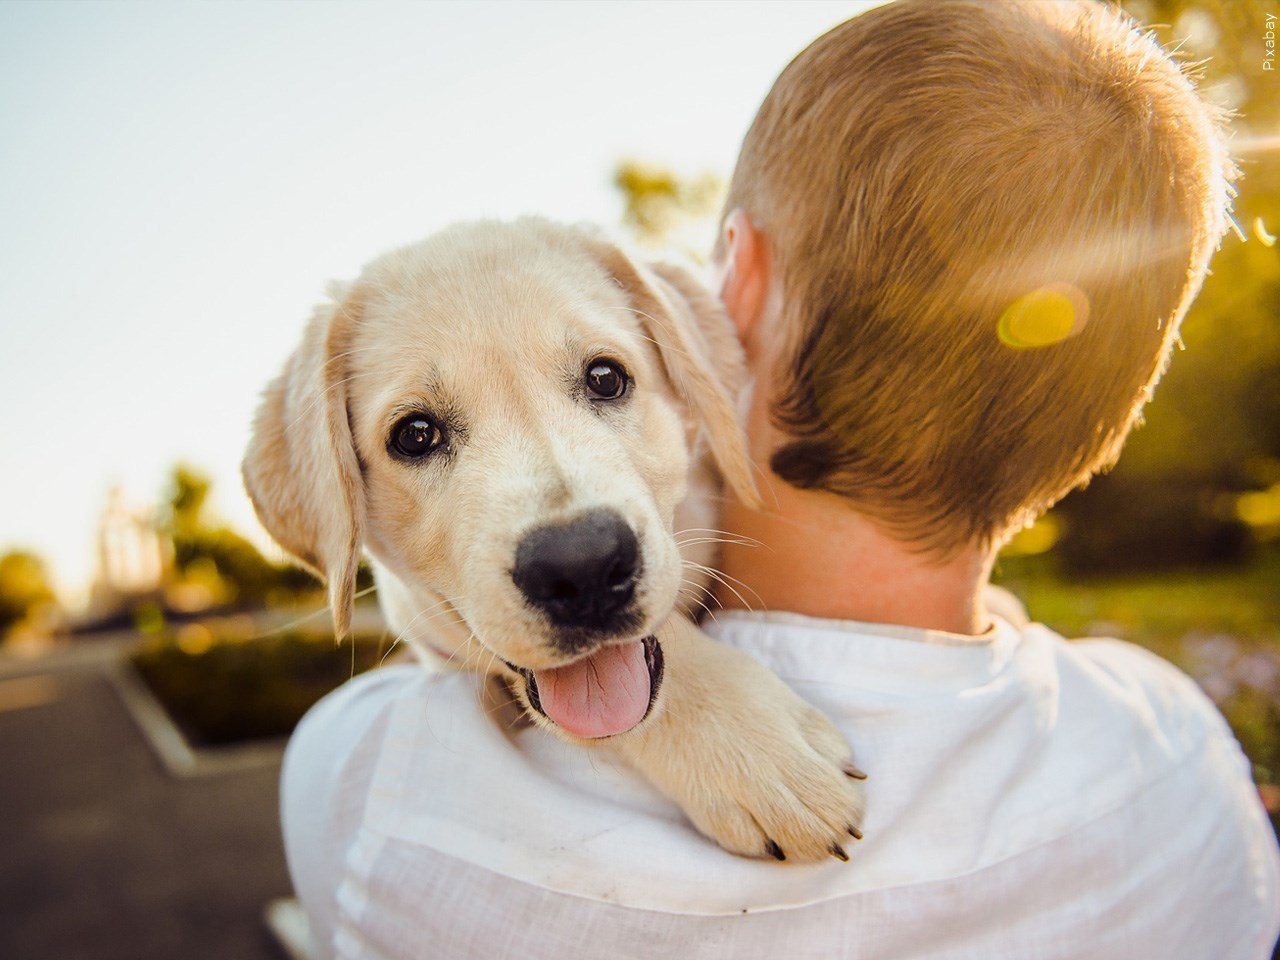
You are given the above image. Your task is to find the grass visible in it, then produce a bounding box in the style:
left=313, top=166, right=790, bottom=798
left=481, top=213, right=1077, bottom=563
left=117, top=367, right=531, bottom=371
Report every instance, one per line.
left=994, top=550, right=1280, bottom=657
left=993, top=549, right=1280, bottom=791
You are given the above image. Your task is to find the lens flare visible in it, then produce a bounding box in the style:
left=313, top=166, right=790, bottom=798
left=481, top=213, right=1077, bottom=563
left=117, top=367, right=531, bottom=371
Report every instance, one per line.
left=997, top=283, right=1089, bottom=349
left=1254, top=218, right=1277, bottom=248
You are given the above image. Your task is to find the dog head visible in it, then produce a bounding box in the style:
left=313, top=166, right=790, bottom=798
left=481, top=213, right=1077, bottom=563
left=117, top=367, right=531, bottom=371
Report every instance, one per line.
left=244, top=218, right=756, bottom=731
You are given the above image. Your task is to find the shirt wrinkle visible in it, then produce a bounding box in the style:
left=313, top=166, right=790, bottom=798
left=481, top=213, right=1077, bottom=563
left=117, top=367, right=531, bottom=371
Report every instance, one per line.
left=283, top=613, right=1280, bottom=960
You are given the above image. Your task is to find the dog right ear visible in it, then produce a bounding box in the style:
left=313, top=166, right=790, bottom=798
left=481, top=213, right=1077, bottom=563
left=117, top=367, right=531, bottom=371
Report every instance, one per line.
left=242, top=284, right=366, bottom=638
left=579, top=237, right=762, bottom=510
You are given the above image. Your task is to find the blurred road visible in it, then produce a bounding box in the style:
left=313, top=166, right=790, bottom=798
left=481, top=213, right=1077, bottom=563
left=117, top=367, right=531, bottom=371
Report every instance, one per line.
left=0, top=642, right=291, bottom=960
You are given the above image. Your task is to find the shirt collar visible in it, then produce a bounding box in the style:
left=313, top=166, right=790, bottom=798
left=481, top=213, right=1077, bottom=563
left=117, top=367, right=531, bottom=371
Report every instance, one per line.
left=702, top=609, right=1022, bottom=694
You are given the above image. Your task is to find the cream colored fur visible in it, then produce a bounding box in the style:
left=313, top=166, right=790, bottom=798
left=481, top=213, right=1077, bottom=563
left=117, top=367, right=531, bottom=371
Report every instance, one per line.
left=244, top=217, right=865, bottom=862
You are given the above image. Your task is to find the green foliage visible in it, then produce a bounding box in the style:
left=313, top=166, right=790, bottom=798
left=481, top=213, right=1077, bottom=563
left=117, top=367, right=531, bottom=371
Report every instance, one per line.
left=0, top=551, right=56, bottom=635
left=131, top=627, right=388, bottom=746
left=1053, top=475, right=1253, bottom=573
left=157, top=463, right=327, bottom=607
left=995, top=548, right=1280, bottom=782
left=171, top=527, right=317, bottom=605
left=1053, top=0, right=1280, bottom=571
left=165, top=463, right=213, bottom=536
left=994, top=550, right=1280, bottom=651
left=614, top=160, right=723, bottom=249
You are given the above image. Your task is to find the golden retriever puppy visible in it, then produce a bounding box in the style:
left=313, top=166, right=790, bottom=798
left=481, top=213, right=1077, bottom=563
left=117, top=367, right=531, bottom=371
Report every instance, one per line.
left=244, top=217, right=866, bottom=861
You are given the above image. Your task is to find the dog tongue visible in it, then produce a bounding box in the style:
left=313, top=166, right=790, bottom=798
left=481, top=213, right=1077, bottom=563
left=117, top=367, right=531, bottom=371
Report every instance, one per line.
left=533, top=640, right=650, bottom=739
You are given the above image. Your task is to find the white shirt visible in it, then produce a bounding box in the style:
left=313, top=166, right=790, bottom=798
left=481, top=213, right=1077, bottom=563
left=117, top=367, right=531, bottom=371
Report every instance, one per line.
left=282, top=612, right=1280, bottom=960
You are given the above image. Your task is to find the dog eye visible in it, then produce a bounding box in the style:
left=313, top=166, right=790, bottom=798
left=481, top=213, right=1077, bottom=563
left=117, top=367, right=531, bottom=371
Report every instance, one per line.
left=389, top=414, right=444, bottom=459
left=585, top=359, right=629, bottom=400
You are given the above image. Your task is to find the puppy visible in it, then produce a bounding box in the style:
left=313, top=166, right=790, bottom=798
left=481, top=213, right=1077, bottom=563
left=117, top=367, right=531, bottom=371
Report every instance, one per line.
left=244, top=217, right=866, bottom=861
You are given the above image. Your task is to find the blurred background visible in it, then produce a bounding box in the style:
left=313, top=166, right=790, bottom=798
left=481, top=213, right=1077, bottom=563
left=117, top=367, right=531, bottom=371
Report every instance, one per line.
left=0, top=1, right=1276, bottom=957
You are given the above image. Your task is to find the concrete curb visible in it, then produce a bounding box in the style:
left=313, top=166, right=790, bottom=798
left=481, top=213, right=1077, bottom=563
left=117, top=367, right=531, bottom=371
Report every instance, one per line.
left=104, top=660, right=287, bottom=779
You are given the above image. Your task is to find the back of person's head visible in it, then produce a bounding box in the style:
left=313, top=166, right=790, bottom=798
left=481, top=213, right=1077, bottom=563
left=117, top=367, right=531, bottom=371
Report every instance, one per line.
left=722, top=0, right=1232, bottom=553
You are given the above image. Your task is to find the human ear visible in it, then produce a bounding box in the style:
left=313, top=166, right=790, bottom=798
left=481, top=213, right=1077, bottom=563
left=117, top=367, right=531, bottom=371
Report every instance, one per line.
left=716, top=208, right=771, bottom=351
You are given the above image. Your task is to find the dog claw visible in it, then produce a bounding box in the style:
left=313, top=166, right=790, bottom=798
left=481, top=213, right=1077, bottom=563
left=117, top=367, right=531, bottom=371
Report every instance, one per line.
left=830, top=844, right=849, bottom=862
left=848, top=824, right=863, bottom=840
left=843, top=763, right=868, bottom=780
left=764, top=839, right=786, bottom=861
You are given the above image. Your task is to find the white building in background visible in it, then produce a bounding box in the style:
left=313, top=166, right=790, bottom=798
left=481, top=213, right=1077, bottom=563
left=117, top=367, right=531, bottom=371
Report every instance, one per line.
left=88, top=486, right=170, bottom=618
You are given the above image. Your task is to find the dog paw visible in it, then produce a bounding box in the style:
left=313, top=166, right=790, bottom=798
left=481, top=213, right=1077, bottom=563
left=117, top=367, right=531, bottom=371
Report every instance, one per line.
left=675, top=697, right=868, bottom=864
left=613, top=623, right=867, bottom=863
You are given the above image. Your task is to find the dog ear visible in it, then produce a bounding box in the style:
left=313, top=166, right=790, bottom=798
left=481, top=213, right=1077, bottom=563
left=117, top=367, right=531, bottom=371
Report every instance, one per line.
left=242, top=284, right=366, bottom=638
left=582, top=239, right=761, bottom=509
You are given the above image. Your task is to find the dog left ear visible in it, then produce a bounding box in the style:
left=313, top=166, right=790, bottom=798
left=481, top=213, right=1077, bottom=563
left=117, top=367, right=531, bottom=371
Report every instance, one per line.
left=242, top=283, right=367, bottom=638
left=582, top=238, right=761, bottom=510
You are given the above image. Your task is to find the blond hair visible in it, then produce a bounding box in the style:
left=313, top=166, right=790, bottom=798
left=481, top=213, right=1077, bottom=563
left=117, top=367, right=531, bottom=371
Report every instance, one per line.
left=724, top=0, right=1232, bottom=552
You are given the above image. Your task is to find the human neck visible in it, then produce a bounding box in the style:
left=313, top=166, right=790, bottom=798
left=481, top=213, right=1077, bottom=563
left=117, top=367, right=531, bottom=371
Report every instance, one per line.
left=714, top=478, right=995, bottom=636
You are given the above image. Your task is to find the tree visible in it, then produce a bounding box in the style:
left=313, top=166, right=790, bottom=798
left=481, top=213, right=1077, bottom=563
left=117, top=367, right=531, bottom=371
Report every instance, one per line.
left=614, top=160, right=723, bottom=253
left=1054, top=0, right=1280, bottom=571
left=159, top=464, right=315, bottom=607
left=166, top=463, right=212, bottom=537
left=0, top=551, right=57, bottom=637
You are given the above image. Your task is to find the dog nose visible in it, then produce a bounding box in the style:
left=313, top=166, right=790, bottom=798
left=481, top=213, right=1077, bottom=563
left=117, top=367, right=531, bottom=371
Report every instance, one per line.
left=512, top=509, right=640, bottom=630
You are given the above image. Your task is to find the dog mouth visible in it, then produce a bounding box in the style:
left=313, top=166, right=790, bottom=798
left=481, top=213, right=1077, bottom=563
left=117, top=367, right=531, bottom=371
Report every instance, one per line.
left=505, top=636, right=664, bottom=739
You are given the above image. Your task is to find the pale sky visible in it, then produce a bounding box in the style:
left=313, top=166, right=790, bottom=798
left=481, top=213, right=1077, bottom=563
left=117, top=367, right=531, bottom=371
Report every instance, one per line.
left=0, top=0, right=876, bottom=602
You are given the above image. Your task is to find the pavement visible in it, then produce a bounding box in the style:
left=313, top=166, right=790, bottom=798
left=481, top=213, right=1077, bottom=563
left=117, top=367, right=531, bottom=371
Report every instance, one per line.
left=0, top=639, right=294, bottom=960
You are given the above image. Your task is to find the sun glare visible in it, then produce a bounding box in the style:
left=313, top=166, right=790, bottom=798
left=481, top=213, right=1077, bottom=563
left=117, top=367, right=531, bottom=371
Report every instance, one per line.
left=1254, top=217, right=1277, bottom=248
left=996, top=283, right=1089, bottom=350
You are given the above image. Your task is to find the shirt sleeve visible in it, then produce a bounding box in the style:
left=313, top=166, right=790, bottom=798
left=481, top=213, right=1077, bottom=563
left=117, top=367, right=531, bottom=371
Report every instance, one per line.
left=1073, top=637, right=1280, bottom=957
left=280, top=665, right=424, bottom=958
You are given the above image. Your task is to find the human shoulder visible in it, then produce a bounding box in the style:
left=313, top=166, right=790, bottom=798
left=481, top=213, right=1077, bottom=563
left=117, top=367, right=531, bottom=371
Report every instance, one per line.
left=283, top=662, right=492, bottom=839
left=290, top=662, right=427, bottom=746
left=1052, top=631, right=1238, bottom=749
left=287, top=662, right=486, bottom=779
left=1006, top=624, right=1262, bottom=842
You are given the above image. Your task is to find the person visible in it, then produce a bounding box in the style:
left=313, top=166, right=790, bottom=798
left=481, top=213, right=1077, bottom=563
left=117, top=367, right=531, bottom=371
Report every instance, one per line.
left=280, top=1, right=1280, bottom=957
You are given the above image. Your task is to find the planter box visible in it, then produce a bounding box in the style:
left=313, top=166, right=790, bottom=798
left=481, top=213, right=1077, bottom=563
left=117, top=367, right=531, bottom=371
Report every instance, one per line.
left=114, top=625, right=389, bottom=777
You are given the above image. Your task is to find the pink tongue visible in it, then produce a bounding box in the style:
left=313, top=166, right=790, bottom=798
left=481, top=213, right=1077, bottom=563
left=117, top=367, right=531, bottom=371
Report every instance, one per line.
left=533, top=640, right=650, bottom=739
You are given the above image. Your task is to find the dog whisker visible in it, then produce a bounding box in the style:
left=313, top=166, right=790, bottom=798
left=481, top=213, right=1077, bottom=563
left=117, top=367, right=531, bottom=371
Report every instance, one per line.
left=688, top=561, right=764, bottom=609
left=697, top=493, right=841, bottom=538
left=675, top=527, right=764, bottom=547
left=680, top=577, right=726, bottom=612
left=377, top=635, right=404, bottom=668
left=675, top=527, right=771, bottom=555
left=393, top=598, right=454, bottom=637
left=389, top=594, right=471, bottom=665
left=675, top=534, right=758, bottom=545
left=234, top=583, right=381, bottom=648
left=401, top=604, right=468, bottom=638
left=678, top=584, right=721, bottom=626
left=684, top=559, right=763, bottom=613
left=675, top=537, right=760, bottom=552
left=373, top=625, right=395, bottom=664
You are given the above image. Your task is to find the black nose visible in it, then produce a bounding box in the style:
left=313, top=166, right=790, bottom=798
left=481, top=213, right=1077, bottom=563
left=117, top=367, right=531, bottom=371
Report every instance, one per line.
left=512, top=509, right=640, bottom=630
